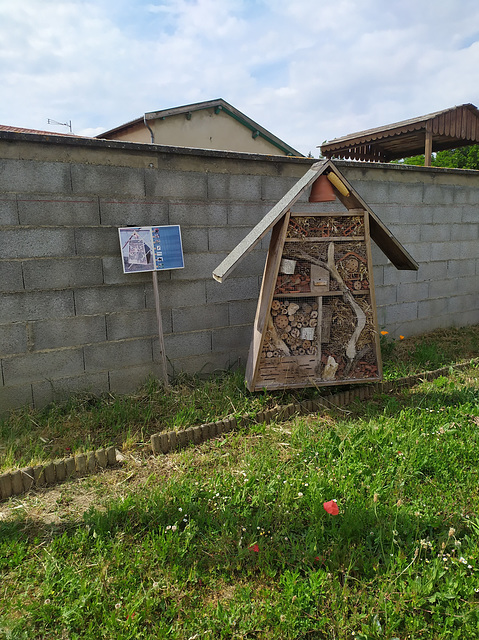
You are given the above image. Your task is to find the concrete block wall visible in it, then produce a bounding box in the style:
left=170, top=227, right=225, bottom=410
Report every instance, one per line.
left=338, top=161, right=479, bottom=337
left=0, top=133, right=478, bottom=414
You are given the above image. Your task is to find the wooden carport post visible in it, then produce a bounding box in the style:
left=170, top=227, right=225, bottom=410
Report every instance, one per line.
left=424, top=122, right=433, bottom=167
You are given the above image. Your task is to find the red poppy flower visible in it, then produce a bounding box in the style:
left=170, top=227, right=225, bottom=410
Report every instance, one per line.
left=323, top=500, right=339, bottom=516
left=249, top=543, right=259, bottom=552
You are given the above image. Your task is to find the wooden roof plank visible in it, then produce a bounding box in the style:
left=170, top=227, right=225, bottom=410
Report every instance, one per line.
left=213, top=160, right=418, bottom=285
left=212, top=161, right=327, bottom=282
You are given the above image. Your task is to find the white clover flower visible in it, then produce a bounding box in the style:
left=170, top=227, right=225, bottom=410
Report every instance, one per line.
left=171, top=525, right=177, bottom=532
left=115, top=602, right=122, bottom=609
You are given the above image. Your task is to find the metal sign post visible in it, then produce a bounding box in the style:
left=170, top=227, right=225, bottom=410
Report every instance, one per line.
left=118, top=225, right=184, bottom=389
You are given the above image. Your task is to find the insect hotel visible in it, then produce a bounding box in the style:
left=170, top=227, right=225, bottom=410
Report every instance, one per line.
left=213, top=160, right=418, bottom=391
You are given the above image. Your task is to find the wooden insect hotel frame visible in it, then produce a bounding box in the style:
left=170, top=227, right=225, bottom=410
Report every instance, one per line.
left=213, top=160, right=418, bottom=392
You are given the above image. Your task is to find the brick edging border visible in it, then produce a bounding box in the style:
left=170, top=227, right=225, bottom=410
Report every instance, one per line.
left=1, top=358, right=478, bottom=502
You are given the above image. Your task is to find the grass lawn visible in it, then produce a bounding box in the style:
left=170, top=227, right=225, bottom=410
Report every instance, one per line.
left=1, top=324, right=479, bottom=473
left=0, top=328, right=479, bottom=638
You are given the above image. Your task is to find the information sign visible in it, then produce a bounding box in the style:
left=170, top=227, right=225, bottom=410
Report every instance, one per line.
left=119, top=226, right=184, bottom=274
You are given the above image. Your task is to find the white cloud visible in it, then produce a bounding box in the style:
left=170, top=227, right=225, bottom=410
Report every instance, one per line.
left=0, top=0, right=478, bottom=154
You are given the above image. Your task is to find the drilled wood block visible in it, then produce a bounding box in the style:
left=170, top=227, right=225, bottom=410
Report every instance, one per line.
left=22, top=467, right=34, bottom=491
left=65, top=457, right=76, bottom=477
left=0, top=473, right=12, bottom=500
left=44, top=462, right=55, bottom=484
left=96, top=449, right=108, bottom=468
left=54, top=460, right=66, bottom=482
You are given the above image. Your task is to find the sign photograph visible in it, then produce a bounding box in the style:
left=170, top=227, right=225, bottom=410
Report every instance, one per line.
left=119, top=226, right=184, bottom=274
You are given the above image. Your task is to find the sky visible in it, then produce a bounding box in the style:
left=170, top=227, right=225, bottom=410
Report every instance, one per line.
left=1, top=0, right=479, bottom=156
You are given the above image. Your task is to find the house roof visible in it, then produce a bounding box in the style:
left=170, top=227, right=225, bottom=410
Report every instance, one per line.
left=212, top=159, right=418, bottom=282
left=320, top=104, right=479, bottom=162
left=97, top=98, right=303, bottom=157
left=0, top=124, right=78, bottom=137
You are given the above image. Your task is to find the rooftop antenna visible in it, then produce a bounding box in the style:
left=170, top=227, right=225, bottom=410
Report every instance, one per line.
left=47, top=119, right=72, bottom=133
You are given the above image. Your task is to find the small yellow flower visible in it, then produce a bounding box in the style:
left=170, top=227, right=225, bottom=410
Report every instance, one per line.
left=399, top=335, right=405, bottom=340
left=380, top=331, right=388, bottom=336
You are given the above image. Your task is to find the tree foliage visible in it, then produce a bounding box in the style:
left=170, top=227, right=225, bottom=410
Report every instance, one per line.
left=396, top=144, right=479, bottom=169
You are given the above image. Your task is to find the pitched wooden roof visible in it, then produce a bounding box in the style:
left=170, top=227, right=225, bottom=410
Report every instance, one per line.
left=212, top=160, right=418, bottom=283
left=320, top=104, right=479, bottom=163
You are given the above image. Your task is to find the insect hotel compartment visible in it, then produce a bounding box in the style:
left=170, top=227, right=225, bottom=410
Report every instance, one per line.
left=256, top=212, right=382, bottom=389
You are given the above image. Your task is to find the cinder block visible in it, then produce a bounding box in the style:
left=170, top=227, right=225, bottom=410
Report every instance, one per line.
left=447, top=259, right=476, bottom=278
left=1, top=290, right=75, bottom=322
left=206, top=276, right=259, bottom=304
left=451, top=223, right=478, bottom=241
left=167, top=351, right=233, bottom=376
left=107, top=308, right=172, bottom=340
left=0, top=159, right=72, bottom=194
left=172, top=304, right=228, bottom=333
left=208, top=227, right=250, bottom=252
left=3, top=348, right=85, bottom=385
left=383, top=265, right=417, bottom=286
left=423, top=184, right=455, bottom=205
left=18, top=195, right=101, bottom=226
left=0, top=228, right=76, bottom=259
left=84, top=338, right=153, bottom=373
left=23, top=258, right=103, bottom=290
left=228, top=299, right=257, bottom=326
left=108, top=363, right=161, bottom=394
left=462, top=204, right=479, bottom=223
left=430, top=241, right=476, bottom=262
left=371, top=264, right=384, bottom=287
left=102, top=255, right=170, bottom=286
left=212, top=325, right=252, bottom=351
left=169, top=202, right=226, bottom=227
left=420, top=224, right=451, bottom=243
left=0, top=195, right=19, bottom=224
left=454, top=186, right=478, bottom=205
left=388, top=224, right=422, bottom=244
left=208, top=173, right=261, bottom=202
left=71, top=164, right=146, bottom=196
left=0, top=322, right=27, bottom=355
left=178, top=227, right=208, bottom=253
left=228, top=202, right=271, bottom=226
left=99, top=198, right=168, bottom=226
left=170, top=252, right=225, bottom=281
left=352, top=180, right=390, bottom=203
left=396, top=281, right=429, bottom=304
left=383, top=301, right=418, bottom=326
left=31, top=315, right=106, bottom=350
left=160, top=331, right=212, bottom=360
left=74, top=284, right=146, bottom=315
left=0, top=383, right=33, bottom=415
left=418, top=260, right=447, bottom=281
left=388, top=183, right=424, bottom=205
left=145, top=169, right=207, bottom=199
left=374, top=285, right=397, bottom=306
left=145, top=280, right=206, bottom=310
left=432, top=205, right=461, bottom=224
left=74, top=227, right=119, bottom=257
left=418, top=297, right=448, bottom=319
left=261, top=176, right=297, bottom=202
left=0, top=261, right=24, bottom=292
